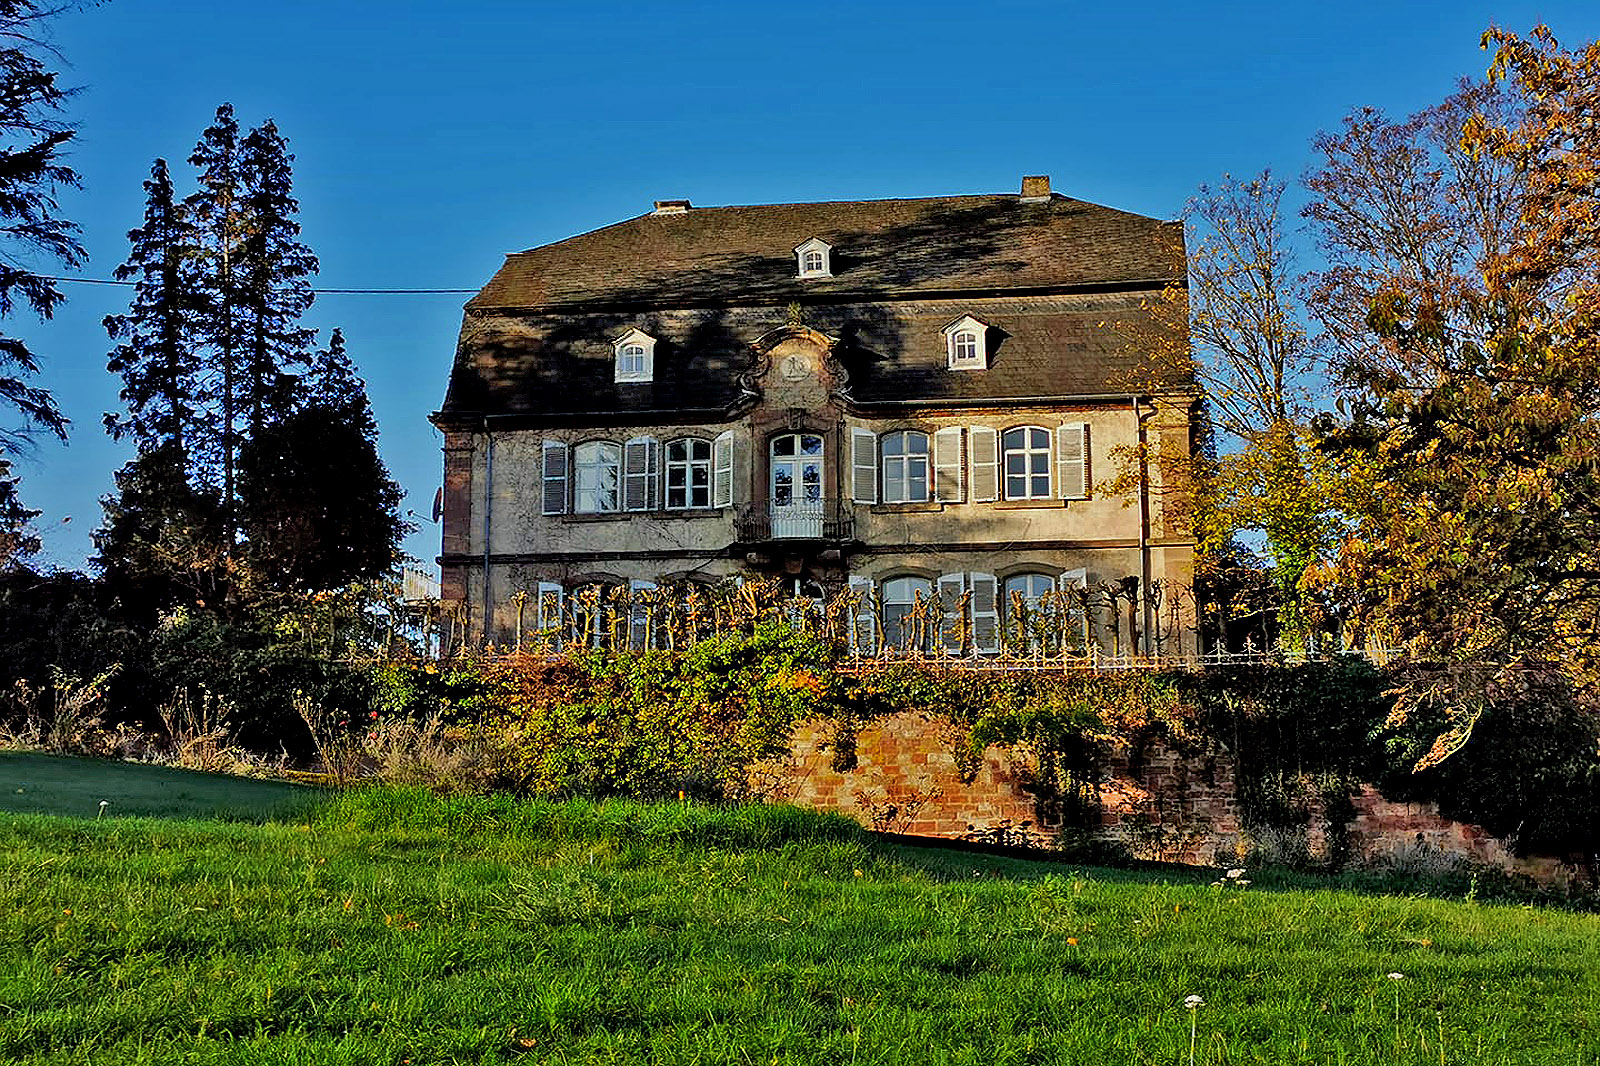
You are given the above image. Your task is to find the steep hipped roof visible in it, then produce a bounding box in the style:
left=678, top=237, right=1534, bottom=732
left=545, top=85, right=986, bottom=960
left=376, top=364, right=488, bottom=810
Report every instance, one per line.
left=440, top=189, right=1189, bottom=421
left=468, top=193, right=1182, bottom=310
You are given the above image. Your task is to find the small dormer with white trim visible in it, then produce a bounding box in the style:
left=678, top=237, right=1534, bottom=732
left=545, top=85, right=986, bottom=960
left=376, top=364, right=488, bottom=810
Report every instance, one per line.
left=612, top=327, right=656, bottom=383
left=794, top=237, right=833, bottom=279
left=943, top=314, right=989, bottom=371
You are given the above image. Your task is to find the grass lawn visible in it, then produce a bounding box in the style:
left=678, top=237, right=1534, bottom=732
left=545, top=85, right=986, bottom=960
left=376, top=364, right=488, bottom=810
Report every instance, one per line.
left=2, top=761, right=1598, bottom=1063
left=0, top=751, right=318, bottom=821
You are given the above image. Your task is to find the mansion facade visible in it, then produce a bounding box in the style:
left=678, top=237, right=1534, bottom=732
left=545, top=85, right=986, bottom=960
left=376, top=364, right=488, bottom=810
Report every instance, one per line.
left=433, top=177, right=1198, bottom=653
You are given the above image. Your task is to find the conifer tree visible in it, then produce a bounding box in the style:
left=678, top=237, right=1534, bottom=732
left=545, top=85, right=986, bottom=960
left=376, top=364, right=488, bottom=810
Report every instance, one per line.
left=0, top=2, right=87, bottom=577
left=0, top=452, right=40, bottom=571
left=184, top=104, right=244, bottom=505
left=235, top=119, right=317, bottom=440
left=0, top=1, right=83, bottom=451
left=238, top=329, right=405, bottom=593
left=103, top=158, right=200, bottom=459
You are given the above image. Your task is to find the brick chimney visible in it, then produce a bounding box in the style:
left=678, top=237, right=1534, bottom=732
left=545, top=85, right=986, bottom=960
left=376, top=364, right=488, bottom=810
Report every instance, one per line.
left=1019, top=175, right=1051, bottom=202
left=652, top=199, right=691, bottom=215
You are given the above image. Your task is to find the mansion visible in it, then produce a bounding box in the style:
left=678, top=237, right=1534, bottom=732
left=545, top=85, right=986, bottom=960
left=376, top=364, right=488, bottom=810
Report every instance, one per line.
left=432, top=177, right=1198, bottom=653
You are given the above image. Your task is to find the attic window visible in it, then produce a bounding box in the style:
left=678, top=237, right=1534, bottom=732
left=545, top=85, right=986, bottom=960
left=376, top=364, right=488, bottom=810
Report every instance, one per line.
left=794, top=237, right=832, bottom=279
left=943, top=314, right=989, bottom=371
left=612, top=328, right=656, bottom=383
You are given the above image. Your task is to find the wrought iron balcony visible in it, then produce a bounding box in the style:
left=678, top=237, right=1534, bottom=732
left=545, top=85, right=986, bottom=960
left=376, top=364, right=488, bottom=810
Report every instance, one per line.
left=734, top=498, right=855, bottom=543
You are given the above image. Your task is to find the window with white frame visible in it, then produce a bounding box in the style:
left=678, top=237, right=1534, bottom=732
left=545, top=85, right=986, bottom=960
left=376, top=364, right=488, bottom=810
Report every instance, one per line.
left=665, top=437, right=712, bottom=509
left=1004, top=572, right=1055, bottom=649
left=1002, top=426, right=1052, bottom=499
left=573, top=441, right=621, bottom=513
left=618, top=344, right=647, bottom=376
left=612, top=328, right=656, bottom=382
left=881, top=575, right=934, bottom=651
left=880, top=430, right=929, bottom=503
left=943, top=314, right=989, bottom=370
left=794, top=237, right=832, bottom=278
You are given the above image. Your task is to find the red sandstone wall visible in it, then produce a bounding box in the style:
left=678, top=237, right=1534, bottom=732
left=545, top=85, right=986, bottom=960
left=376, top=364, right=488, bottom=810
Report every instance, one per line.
left=759, top=711, right=1580, bottom=886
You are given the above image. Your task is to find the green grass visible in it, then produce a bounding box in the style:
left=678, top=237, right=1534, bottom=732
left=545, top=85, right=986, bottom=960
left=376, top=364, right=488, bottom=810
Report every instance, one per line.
left=0, top=751, right=318, bottom=821
left=3, top=772, right=1599, bottom=1063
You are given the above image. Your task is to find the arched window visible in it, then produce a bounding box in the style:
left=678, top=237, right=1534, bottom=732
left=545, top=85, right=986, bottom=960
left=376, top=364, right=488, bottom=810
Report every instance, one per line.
left=1002, top=426, right=1051, bottom=500
left=1004, top=572, right=1055, bottom=650
left=795, top=237, right=832, bottom=278
left=943, top=314, right=989, bottom=370
left=665, top=437, right=712, bottom=509
left=573, top=441, right=621, bottom=513
left=881, top=575, right=934, bottom=651
left=952, top=331, right=979, bottom=364
left=612, top=328, right=655, bottom=382
left=881, top=430, right=929, bottom=503
left=617, top=344, right=647, bottom=377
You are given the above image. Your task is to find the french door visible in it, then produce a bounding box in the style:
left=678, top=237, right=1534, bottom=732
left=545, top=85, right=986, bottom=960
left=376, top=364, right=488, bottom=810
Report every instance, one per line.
left=769, top=433, right=825, bottom=538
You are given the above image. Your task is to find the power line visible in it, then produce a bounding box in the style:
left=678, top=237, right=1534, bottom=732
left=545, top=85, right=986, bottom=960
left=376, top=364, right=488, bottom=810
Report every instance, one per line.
left=42, top=275, right=477, bottom=295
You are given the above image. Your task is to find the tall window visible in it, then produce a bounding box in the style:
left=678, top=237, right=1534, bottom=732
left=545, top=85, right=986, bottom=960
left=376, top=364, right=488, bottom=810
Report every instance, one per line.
left=881, top=430, right=929, bottom=503
left=573, top=441, right=621, bottom=513
left=882, top=575, right=934, bottom=651
left=1002, top=426, right=1051, bottom=500
left=666, top=437, right=712, bottom=509
left=1004, top=572, right=1055, bottom=649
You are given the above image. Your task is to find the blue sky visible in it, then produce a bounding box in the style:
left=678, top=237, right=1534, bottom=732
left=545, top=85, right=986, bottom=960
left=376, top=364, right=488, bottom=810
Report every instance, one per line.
left=11, top=0, right=1599, bottom=572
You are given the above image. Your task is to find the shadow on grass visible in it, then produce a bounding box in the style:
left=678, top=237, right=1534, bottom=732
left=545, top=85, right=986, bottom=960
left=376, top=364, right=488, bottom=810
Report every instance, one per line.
left=872, top=832, right=1218, bottom=888
left=874, top=831, right=1597, bottom=910
left=0, top=751, right=322, bottom=822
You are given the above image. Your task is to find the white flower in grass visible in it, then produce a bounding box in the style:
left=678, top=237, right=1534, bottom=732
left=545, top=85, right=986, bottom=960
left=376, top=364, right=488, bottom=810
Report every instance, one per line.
left=1388, top=972, right=1405, bottom=981
left=1226, top=868, right=1246, bottom=879
left=1184, top=994, right=1205, bottom=1010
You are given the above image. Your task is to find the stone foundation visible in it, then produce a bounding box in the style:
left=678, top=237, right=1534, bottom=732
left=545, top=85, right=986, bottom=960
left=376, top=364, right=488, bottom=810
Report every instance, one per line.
left=758, top=711, right=1582, bottom=887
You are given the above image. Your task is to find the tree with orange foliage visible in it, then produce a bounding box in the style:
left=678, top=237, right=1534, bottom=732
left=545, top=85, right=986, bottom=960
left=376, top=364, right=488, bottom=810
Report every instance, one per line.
left=1313, top=25, right=1600, bottom=777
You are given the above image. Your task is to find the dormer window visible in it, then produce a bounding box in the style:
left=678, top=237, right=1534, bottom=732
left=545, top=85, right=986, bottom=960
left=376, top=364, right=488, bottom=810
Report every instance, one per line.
left=612, top=327, right=656, bottom=383
left=794, top=237, right=832, bottom=279
left=943, top=314, right=989, bottom=371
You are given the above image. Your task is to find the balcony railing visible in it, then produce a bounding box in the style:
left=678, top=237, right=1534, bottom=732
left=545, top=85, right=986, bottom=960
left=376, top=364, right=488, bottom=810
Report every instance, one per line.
left=734, top=498, right=855, bottom=543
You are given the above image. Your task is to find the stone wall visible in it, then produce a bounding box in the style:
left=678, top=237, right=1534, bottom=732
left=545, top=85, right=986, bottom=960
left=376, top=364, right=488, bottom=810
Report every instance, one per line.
left=759, top=710, right=1580, bottom=886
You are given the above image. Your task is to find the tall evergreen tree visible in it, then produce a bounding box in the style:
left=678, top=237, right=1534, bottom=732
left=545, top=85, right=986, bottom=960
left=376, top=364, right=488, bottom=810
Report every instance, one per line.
left=0, top=2, right=87, bottom=579
left=184, top=104, right=243, bottom=506
left=235, top=119, right=317, bottom=441
left=103, top=158, right=201, bottom=459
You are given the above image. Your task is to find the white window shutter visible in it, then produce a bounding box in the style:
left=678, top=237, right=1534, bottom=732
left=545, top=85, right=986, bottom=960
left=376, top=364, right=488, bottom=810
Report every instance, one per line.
left=1056, top=422, right=1089, bottom=499
left=541, top=441, right=569, bottom=515
left=646, top=438, right=660, bottom=509
left=629, top=579, right=656, bottom=649
left=850, top=428, right=878, bottom=504
left=623, top=436, right=659, bottom=512
left=937, top=572, right=966, bottom=653
left=712, top=430, right=735, bottom=508
left=933, top=427, right=964, bottom=503
left=969, top=426, right=998, bottom=503
left=848, top=574, right=876, bottom=655
left=969, top=572, right=1000, bottom=654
